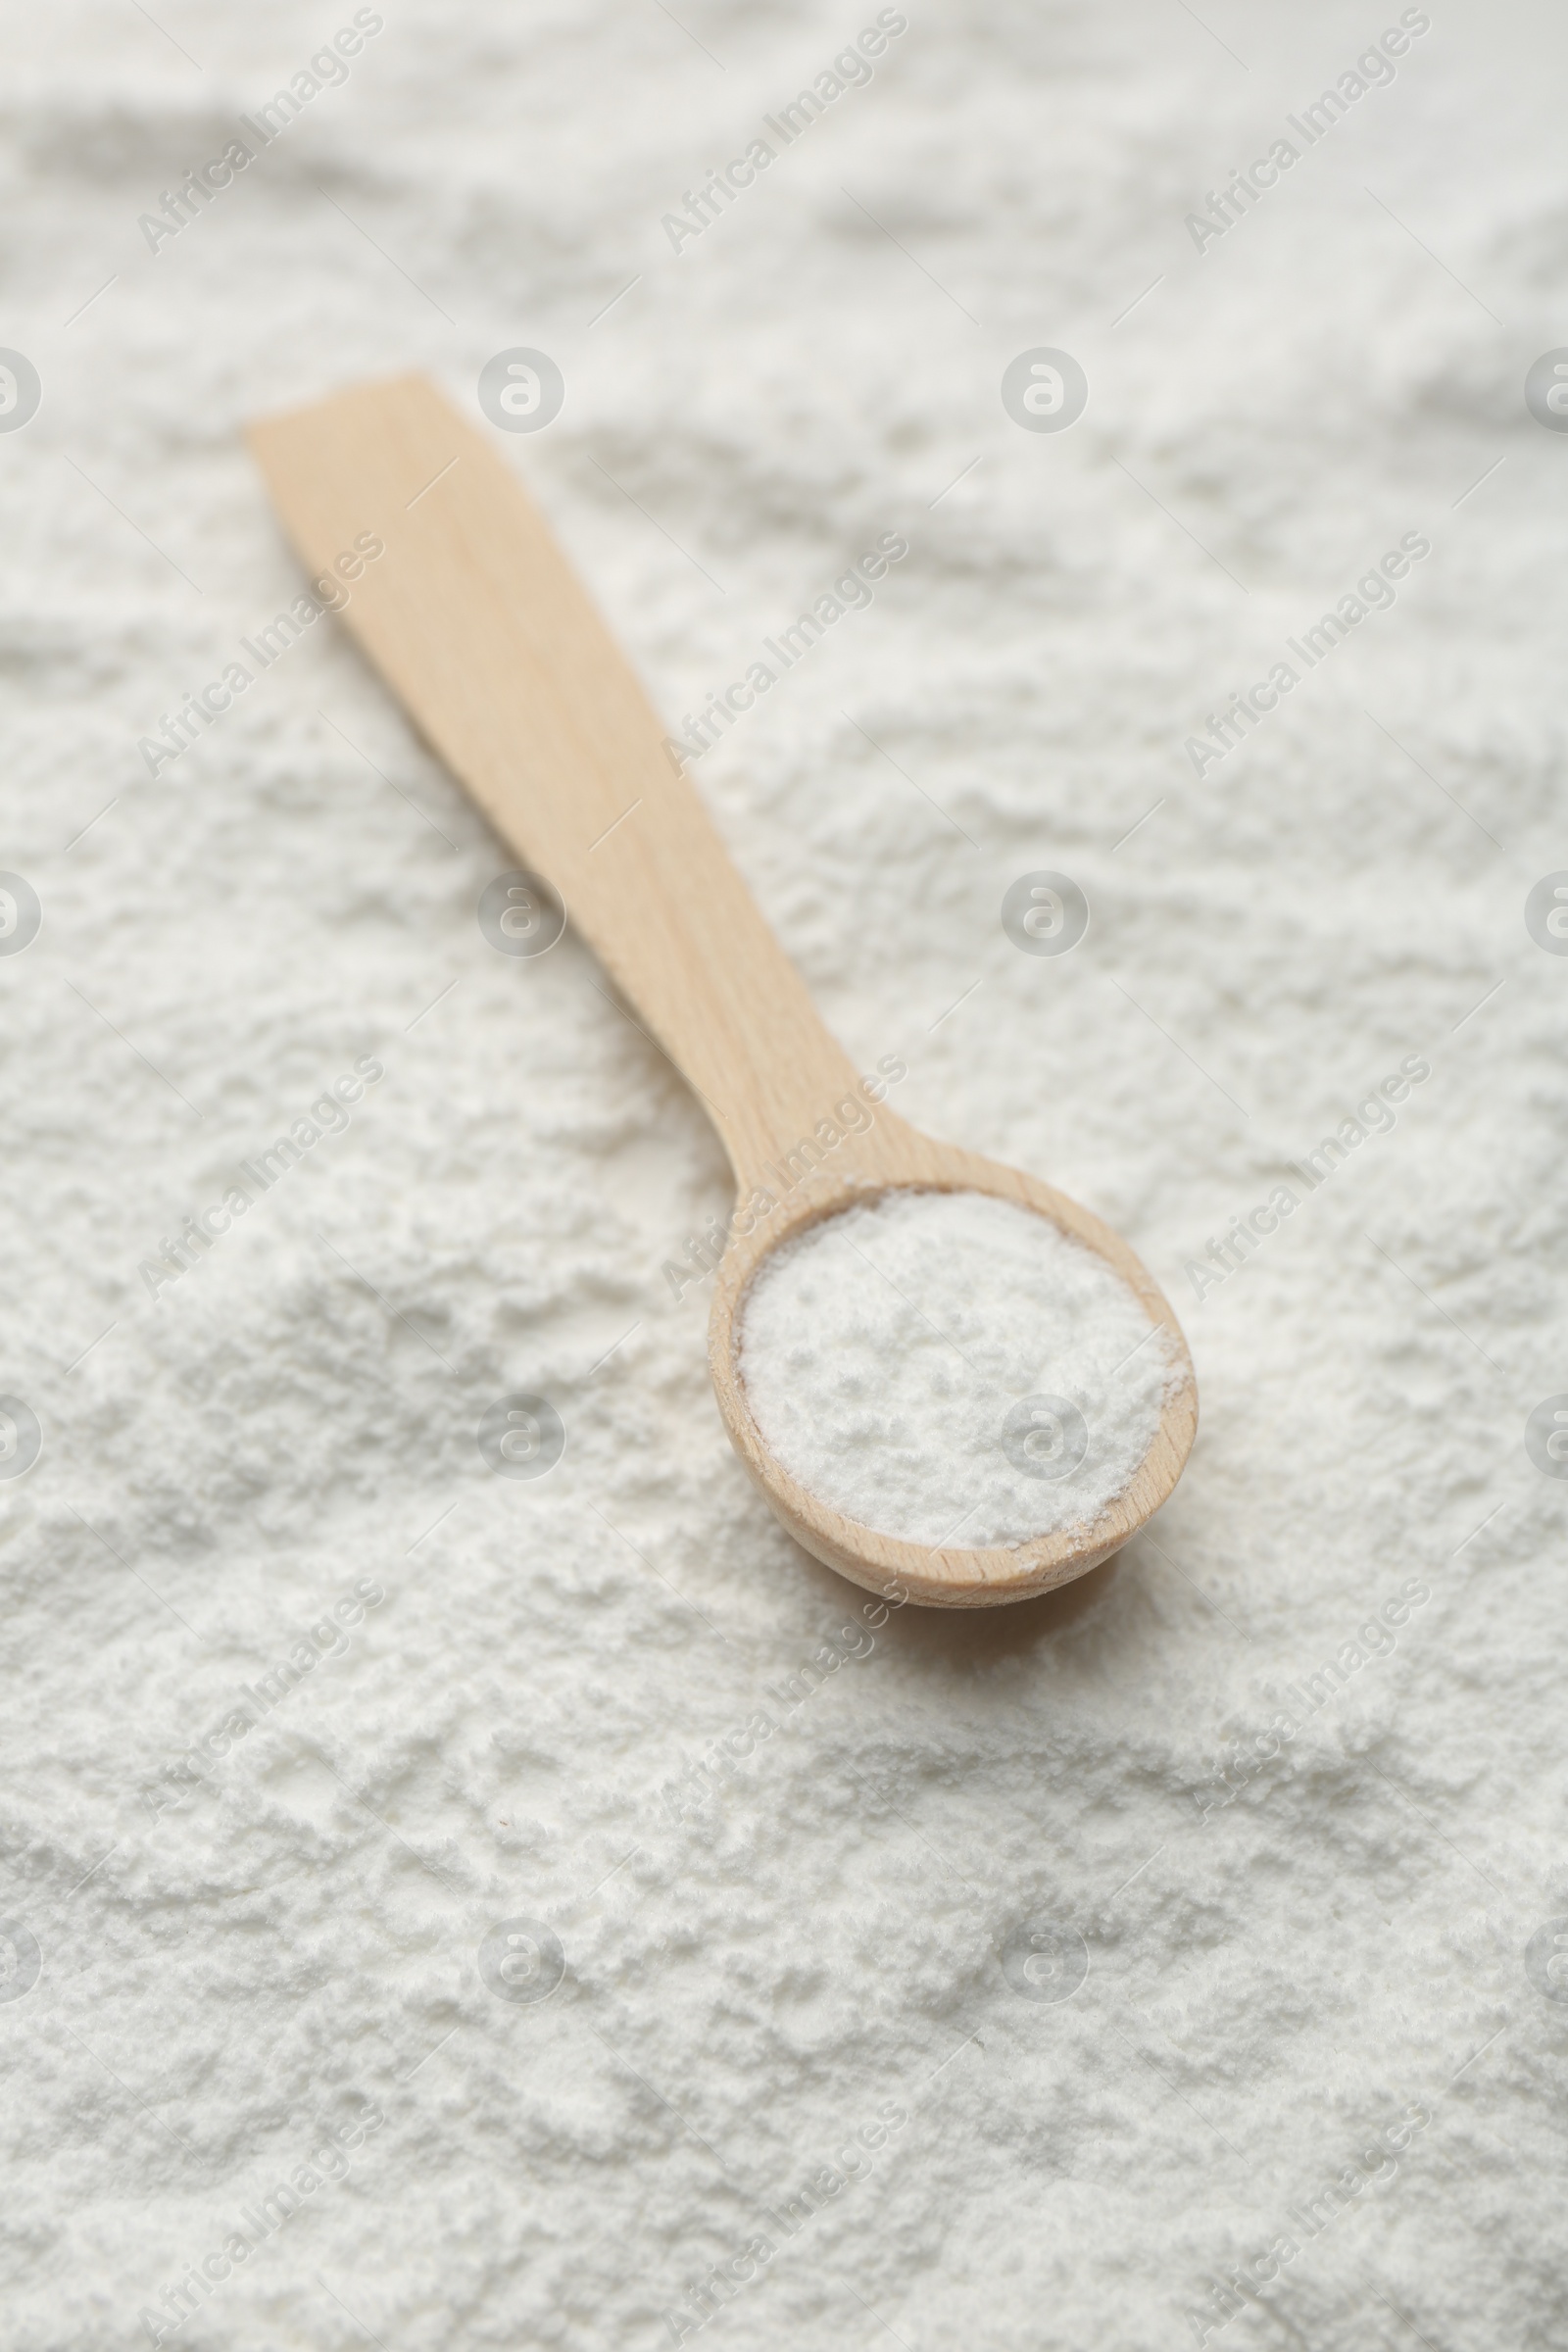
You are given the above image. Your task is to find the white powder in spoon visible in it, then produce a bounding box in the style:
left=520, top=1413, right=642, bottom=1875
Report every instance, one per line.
left=736, top=1189, right=1176, bottom=1548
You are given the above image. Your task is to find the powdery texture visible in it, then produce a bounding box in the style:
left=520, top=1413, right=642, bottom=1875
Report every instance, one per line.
left=3, top=3, right=1567, bottom=2350
left=737, top=1191, right=1172, bottom=1546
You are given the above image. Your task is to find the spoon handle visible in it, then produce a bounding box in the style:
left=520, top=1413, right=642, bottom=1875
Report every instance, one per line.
left=249, top=372, right=870, bottom=1190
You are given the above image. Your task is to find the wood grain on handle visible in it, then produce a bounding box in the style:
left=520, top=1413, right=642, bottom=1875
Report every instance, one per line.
left=248, top=373, right=863, bottom=1191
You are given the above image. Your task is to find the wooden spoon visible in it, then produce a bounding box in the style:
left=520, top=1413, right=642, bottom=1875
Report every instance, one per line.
left=249, top=373, right=1196, bottom=1607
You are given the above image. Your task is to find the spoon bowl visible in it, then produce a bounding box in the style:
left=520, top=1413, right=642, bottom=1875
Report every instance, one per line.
left=250, top=373, right=1197, bottom=1607
left=709, top=1142, right=1195, bottom=1609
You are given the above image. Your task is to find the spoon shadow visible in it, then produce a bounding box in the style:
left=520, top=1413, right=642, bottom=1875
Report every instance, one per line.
left=803, top=1544, right=1122, bottom=1667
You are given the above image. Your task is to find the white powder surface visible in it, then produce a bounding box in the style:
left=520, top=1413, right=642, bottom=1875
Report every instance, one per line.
left=5, top=4, right=1568, bottom=2349
left=737, top=1191, right=1174, bottom=1546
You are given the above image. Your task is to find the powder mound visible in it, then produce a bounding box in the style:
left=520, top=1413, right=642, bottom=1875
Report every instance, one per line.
left=735, top=1189, right=1176, bottom=1549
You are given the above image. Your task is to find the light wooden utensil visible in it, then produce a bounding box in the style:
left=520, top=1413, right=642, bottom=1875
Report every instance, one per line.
left=249, top=373, right=1197, bottom=1607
